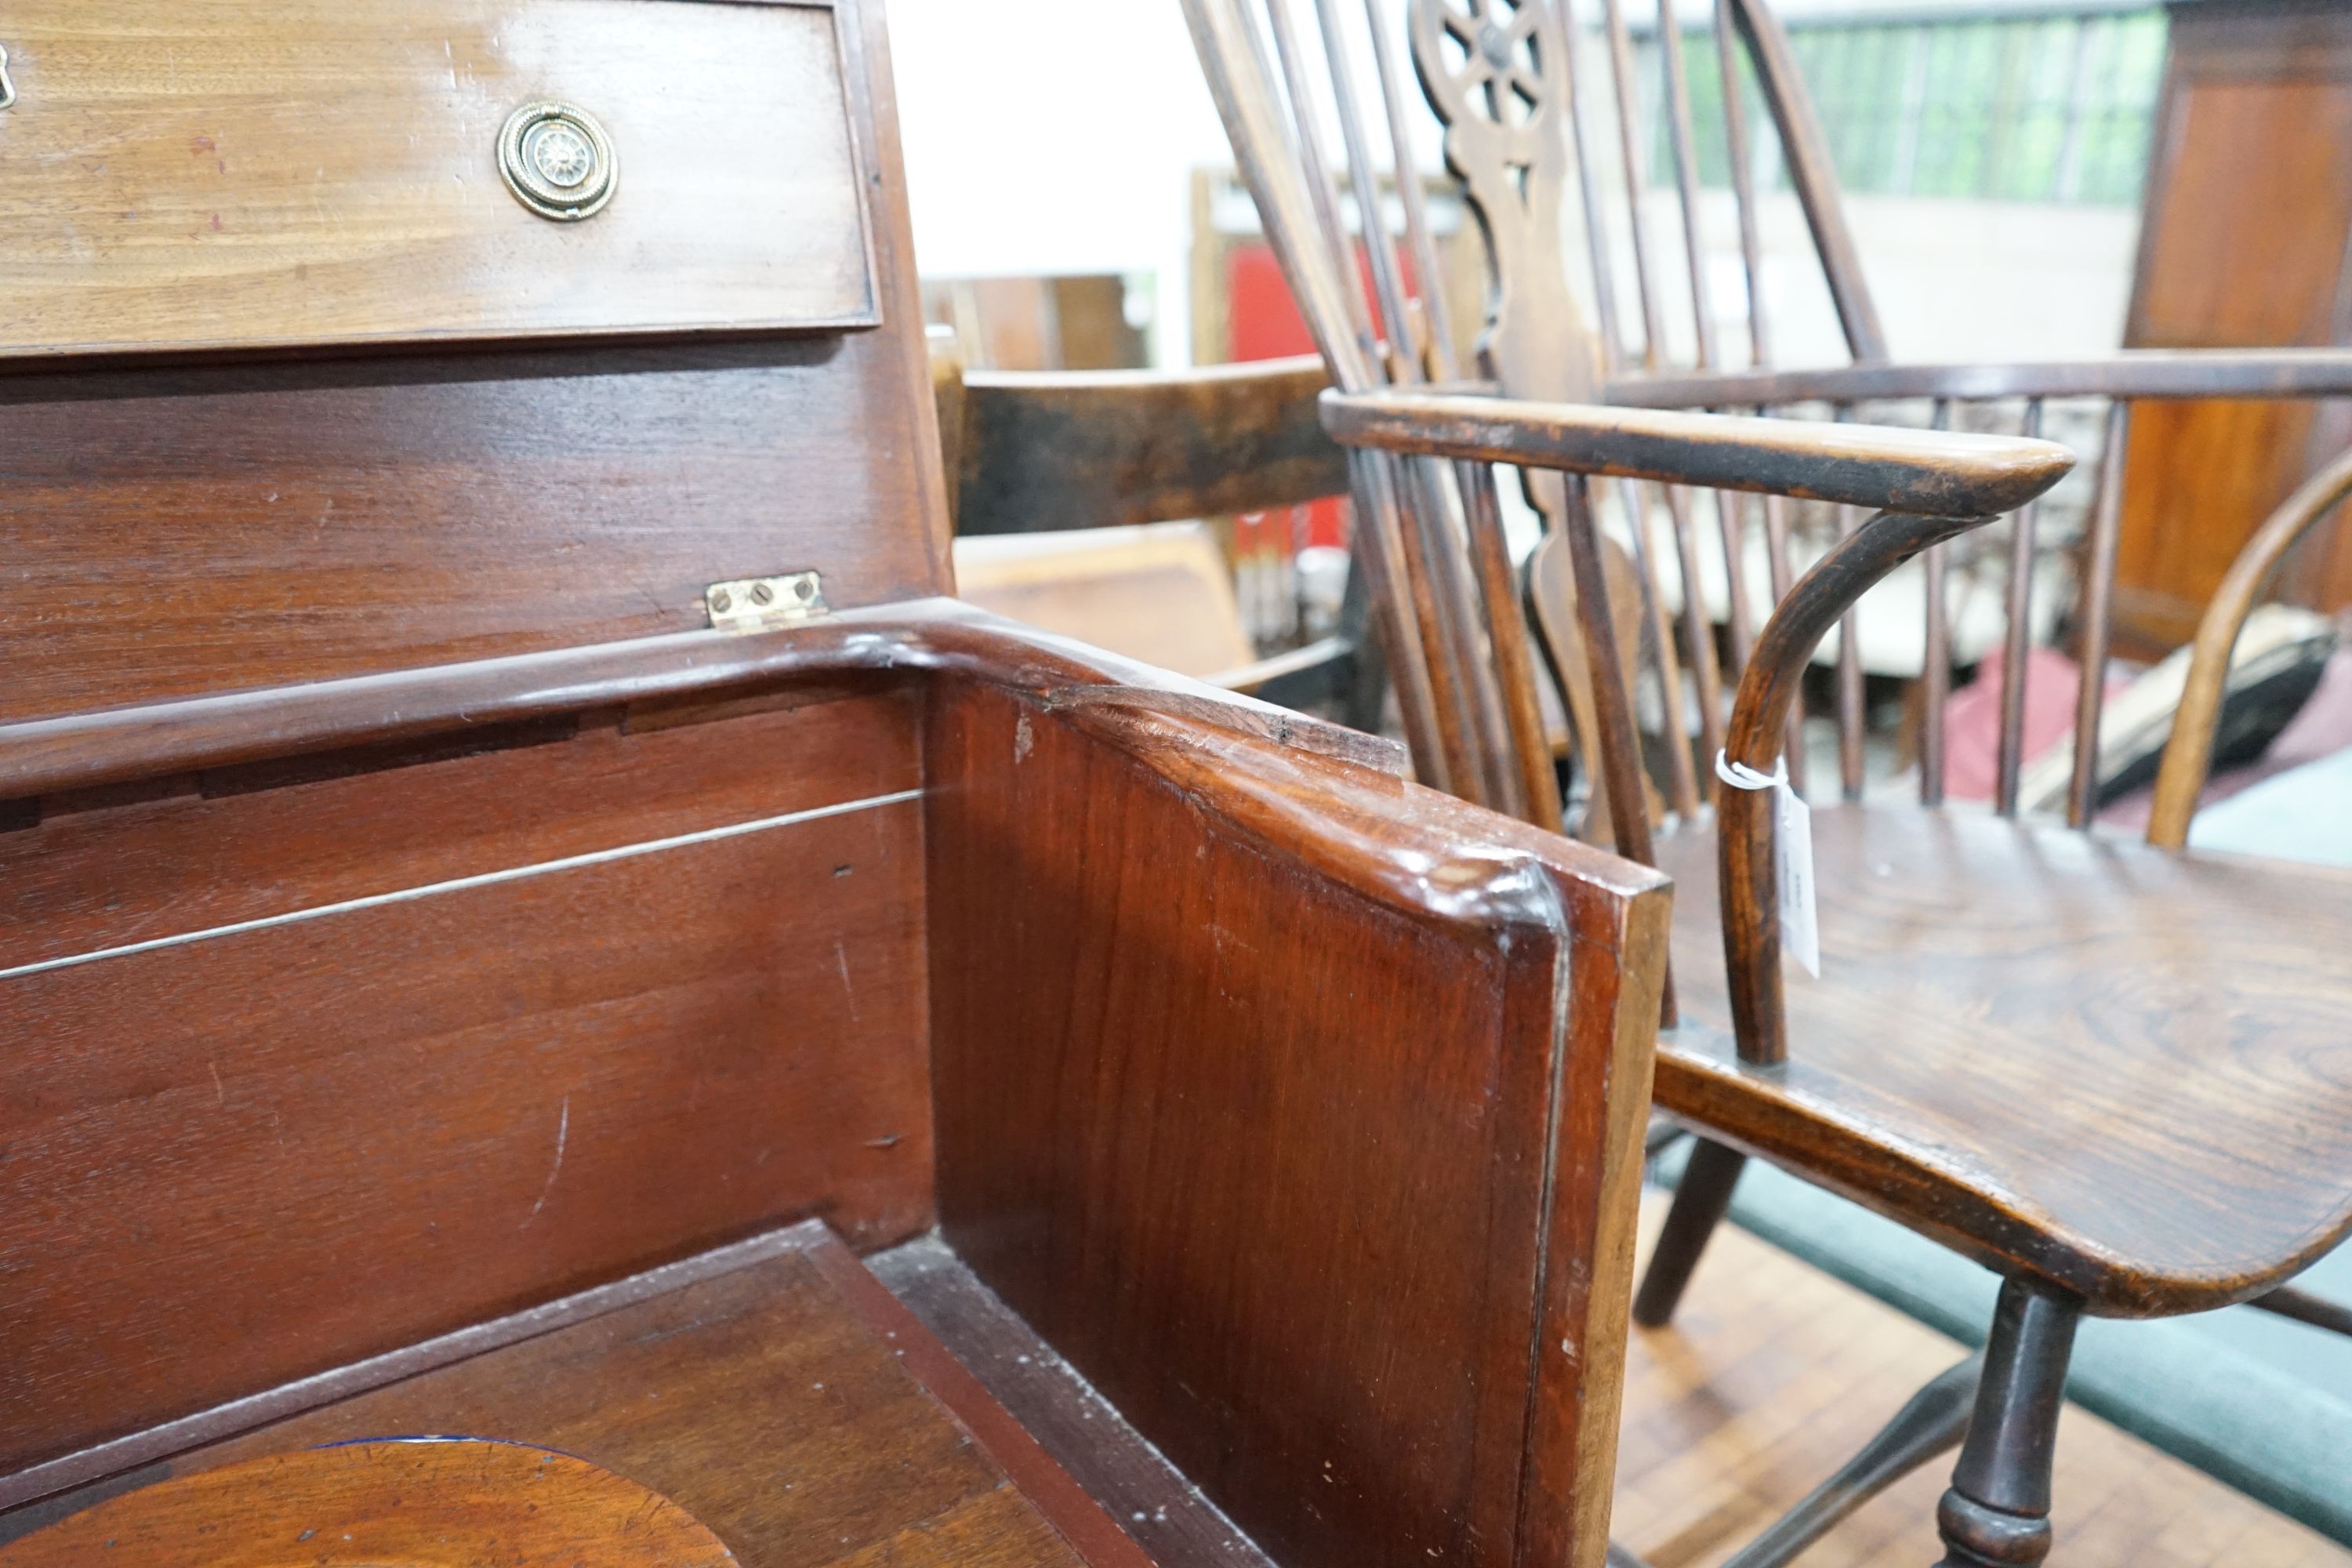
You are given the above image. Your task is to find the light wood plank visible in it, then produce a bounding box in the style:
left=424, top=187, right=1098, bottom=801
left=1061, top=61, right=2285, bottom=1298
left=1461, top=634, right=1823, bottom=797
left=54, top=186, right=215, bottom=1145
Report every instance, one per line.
left=0, top=0, right=875, bottom=360
left=1613, top=1195, right=2352, bottom=1568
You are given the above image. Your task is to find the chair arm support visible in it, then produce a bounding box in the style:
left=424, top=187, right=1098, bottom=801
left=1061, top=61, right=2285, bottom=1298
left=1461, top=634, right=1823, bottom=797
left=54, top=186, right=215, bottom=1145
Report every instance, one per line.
left=1320, top=389, right=2074, bottom=518
left=1717, top=511, right=1998, bottom=1065
left=1606, top=349, right=2352, bottom=411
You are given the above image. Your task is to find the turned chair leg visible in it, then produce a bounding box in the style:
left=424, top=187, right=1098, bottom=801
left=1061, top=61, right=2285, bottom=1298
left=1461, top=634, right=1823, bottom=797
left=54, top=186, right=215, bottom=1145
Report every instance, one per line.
left=1632, top=1138, right=1746, bottom=1327
left=1935, top=1281, right=2082, bottom=1568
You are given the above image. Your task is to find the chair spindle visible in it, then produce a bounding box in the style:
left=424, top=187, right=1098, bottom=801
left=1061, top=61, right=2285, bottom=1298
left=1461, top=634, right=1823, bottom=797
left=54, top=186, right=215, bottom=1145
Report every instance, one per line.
left=1992, top=397, right=2045, bottom=818
left=2069, top=399, right=2129, bottom=829
left=1599, top=0, right=1668, bottom=371
left=1758, top=477, right=1807, bottom=796
left=1307, top=0, right=1516, bottom=808
left=1554, top=0, right=1627, bottom=379
left=1919, top=398, right=1955, bottom=806
left=1715, top=0, right=1773, bottom=368
left=1655, top=0, right=1720, bottom=373
left=1363, top=0, right=1457, bottom=379
left=1833, top=407, right=1866, bottom=800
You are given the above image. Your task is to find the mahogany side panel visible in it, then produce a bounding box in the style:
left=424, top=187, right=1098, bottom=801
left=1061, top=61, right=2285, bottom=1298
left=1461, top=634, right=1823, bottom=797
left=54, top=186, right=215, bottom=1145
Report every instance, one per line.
left=0, top=341, right=949, bottom=722
left=924, top=688, right=1667, bottom=1568
left=0, top=685, right=911, bottom=971
left=0, top=699, right=932, bottom=1479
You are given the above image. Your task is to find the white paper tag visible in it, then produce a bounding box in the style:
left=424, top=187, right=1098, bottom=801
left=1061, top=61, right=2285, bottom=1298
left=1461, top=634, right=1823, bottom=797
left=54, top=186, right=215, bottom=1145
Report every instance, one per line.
left=1715, top=752, right=1820, bottom=979
left=1775, top=782, right=1819, bottom=978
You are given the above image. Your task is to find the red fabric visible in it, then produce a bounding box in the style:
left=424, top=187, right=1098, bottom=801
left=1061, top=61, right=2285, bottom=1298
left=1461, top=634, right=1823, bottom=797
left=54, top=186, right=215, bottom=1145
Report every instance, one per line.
left=1940, top=645, right=2103, bottom=803
left=1944, top=641, right=2352, bottom=820
left=1223, top=241, right=1410, bottom=552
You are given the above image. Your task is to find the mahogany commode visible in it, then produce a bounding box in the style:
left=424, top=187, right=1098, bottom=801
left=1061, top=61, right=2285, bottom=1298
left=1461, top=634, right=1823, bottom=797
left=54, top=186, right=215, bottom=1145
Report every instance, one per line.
left=0, top=5, right=1671, bottom=1568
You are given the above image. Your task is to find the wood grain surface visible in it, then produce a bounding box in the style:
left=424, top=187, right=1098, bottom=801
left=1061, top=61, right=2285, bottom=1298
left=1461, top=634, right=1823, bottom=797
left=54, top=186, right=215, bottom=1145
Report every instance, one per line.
left=0, top=0, right=874, bottom=361
left=1600, top=350, right=2352, bottom=411
left=2118, top=2, right=2352, bottom=647
left=0, top=684, right=914, bottom=970
left=1612, top=1196, right=2352, bottom=1568
left=873, top=1236, right=1282, bottom=1568
left=0, top=342, right=949, bottom=723
left=0, top=692, right=931, bottom=1476
left=0, top=601, right=1402, bottom=804
left=0, top=1441, right=740, bottom=1566
left=1320, top=390, right=2074, bottom=519
left=953, top=357, right=1346, bottom=535
left=1654, top=805, right=2352, bottom=1315
left=5, top=1225, right=1146, bottom=1568
left=927, top=687, right=1669, bottom=1568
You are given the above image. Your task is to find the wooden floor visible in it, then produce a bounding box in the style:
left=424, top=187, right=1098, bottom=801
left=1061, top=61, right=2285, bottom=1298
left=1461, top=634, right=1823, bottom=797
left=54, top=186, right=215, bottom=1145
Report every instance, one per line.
left=1613, top=1196, right=2352, bottom=1568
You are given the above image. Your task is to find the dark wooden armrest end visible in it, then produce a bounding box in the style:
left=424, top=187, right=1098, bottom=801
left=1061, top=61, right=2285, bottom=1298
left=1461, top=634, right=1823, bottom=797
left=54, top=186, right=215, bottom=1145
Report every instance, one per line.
left=1321, top=389, right=2074, bottom=518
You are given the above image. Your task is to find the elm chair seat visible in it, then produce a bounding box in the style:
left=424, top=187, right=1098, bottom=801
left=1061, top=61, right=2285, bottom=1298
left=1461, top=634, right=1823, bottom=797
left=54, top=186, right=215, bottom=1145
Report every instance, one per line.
left=1653, top=804, right=2352, bottom=1319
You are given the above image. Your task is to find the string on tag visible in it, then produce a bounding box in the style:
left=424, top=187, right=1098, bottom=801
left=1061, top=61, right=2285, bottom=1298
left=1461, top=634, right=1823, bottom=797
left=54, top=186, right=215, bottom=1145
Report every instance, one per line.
left=1713, top=750, right=1819, bottom=978
left=1714, top=753, right=1786, bottom=793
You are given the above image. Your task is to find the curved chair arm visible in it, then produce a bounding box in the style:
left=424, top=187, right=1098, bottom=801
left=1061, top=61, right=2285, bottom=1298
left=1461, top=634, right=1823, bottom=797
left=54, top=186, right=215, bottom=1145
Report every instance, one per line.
left=2146, top=445, right=2352, bottom=849
left=1604, top=349, right=2352, bottom=412
left=1320, top=389, right=2074, bottom=517
left=1717, top=511, right=2001, bottom=1065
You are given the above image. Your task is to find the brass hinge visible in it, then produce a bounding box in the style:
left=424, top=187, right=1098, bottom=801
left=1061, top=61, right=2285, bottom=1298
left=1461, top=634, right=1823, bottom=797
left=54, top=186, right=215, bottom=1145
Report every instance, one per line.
left=706, top=571, right=828, bottom=634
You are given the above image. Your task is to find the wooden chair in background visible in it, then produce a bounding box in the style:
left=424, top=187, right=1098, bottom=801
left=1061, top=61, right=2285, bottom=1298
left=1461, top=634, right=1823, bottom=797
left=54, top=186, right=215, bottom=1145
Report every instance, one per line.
left=1184, top=0, right=2352, bottom=1564
left=0, top=5, right=1675, bottom=1568
left=930, top=332, right=1388, bottom=717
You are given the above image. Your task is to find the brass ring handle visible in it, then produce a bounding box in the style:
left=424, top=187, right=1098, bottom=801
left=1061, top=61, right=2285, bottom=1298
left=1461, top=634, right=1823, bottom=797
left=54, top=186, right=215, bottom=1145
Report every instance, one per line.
left=497, top=100, right=617, bottom=221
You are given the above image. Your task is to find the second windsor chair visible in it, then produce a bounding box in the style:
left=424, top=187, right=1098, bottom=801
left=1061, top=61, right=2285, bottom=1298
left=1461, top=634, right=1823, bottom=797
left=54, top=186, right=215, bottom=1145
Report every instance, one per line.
left=1185, top=0, right=2352, bottom=1563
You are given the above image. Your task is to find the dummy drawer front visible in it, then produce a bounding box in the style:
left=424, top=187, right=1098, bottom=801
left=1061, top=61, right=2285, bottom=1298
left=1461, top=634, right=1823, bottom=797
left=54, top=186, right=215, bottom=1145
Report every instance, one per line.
left=0, top=0, right=877, bottom=361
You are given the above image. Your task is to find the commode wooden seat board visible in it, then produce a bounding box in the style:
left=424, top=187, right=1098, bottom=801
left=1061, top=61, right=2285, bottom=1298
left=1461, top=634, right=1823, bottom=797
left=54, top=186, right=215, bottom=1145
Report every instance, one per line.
left=0, top=5, right=1668, bottom=1568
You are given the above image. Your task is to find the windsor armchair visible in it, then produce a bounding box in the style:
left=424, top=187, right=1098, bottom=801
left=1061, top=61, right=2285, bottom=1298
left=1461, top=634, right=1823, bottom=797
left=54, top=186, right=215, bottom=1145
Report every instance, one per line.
left=1184, top=0, right=2352, bottom=1564
left=0, top=6, right=1675, bottom=1568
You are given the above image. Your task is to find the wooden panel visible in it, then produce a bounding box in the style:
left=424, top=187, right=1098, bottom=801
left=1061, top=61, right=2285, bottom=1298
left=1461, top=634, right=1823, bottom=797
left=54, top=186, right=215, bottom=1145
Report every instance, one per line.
left=0, top=606, right=1404, bottom=811
left=0, top=0, right=874, bottom=361
left=1611, top=1196, right=2352, bottom=1568
left=0, top=341, right=948, bottom=722
left=873, top=1235, right=1282, bottom=1568
left=5, top=1225, right=1149, bottom=1568
left=951, top=358, right=1345, bottom=537
left=0, top=697, right=931, bottom=1476
left=0, top=684, right=913, bottom=971
left=924, top=688, right=1668, bottom=1568
left=6, top=1443, right=742, bottom=1566
left=1654, top=804, right=2352, bottom=1314
left=2118, top=2, right=2352, bottom=648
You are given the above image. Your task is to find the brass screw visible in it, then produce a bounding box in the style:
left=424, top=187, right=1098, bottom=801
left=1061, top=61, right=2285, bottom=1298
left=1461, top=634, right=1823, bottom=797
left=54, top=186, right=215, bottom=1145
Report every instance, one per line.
left=794, top=577, right=816, bottom=601
left=750, top=581, right=776, bottom=607
left=710, top=587, right=733, bottom=614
